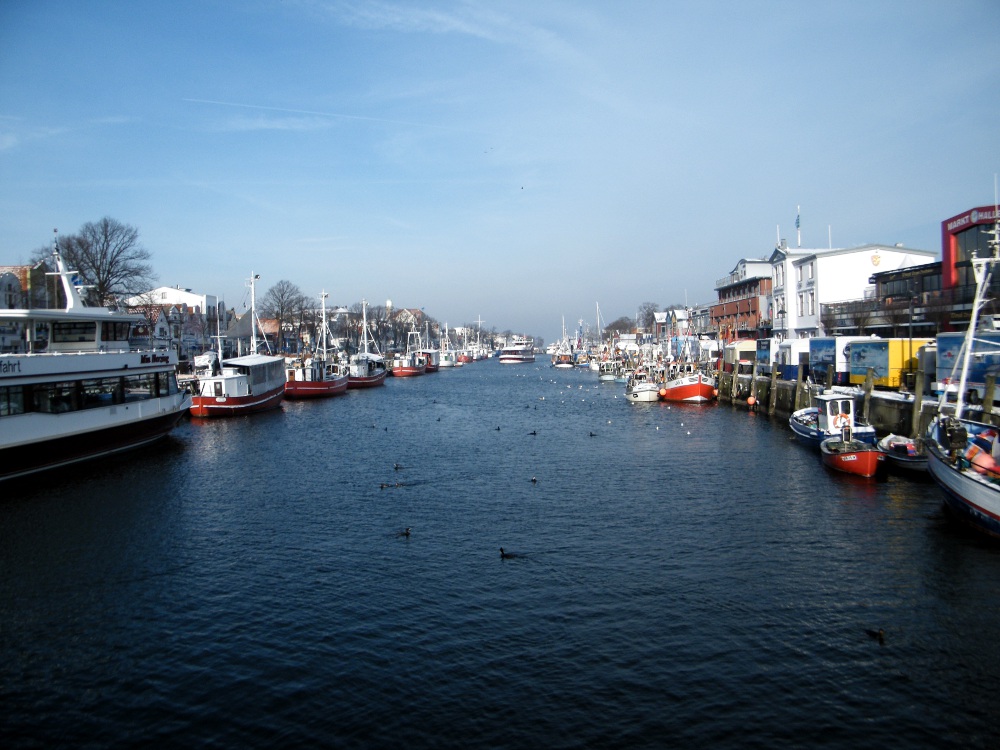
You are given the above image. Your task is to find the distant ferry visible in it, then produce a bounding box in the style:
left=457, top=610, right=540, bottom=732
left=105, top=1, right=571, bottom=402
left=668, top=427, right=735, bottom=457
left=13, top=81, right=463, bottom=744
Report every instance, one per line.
left=0, top=247, right=191, bottom=481
left=499, top=336, right=535, bottom=364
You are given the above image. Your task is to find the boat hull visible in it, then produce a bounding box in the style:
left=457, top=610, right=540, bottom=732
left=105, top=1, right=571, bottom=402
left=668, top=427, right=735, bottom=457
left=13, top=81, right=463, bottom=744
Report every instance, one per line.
left=658, top=373, right=717, bottom=403
left=877, top=434, right=928, bottom=473
left=190, top=385, right=284, bottom=417
left=347, top=371, right=387, bottom=389
left=820, top=438, right=887, bottom=478
left=390, top=364, right=426, bottom=377
left=926, top=418, right=1000, bottom=539
left=1, top=394, right=191, bottom=481
left=284, top=375, right=348, bottom=399
left=626, top=384, right=661, bottom=402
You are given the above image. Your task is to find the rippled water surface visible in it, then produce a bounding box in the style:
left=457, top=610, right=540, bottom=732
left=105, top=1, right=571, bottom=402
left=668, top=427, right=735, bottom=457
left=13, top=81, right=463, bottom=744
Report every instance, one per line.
left=4, top=361, right=1000, bottom=748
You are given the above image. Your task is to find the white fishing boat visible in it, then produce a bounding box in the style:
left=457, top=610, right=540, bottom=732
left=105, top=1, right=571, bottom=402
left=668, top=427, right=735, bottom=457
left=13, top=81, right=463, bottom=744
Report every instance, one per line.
left=347, top=299, right=388, bottom=388
left=0, top=244, right=191, bottom=480
left=625, top=367, right=661, bottom=403
left=438, top=324, right=458, bottom=368
left=190, top=272, right=285, bottom=417
left=924, top=201, right=1000, bottom=539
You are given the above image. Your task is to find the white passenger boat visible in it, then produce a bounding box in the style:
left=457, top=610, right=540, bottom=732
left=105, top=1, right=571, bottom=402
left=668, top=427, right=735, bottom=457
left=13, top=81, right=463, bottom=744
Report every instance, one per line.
left=498, top=335, right=535, bottom=364
left=0, top=246, right=191, bottom=481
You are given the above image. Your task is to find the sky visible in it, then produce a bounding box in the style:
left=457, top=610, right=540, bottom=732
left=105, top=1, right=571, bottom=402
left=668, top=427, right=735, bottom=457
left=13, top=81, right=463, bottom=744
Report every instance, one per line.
left=2, top=0, right=999, bottom=343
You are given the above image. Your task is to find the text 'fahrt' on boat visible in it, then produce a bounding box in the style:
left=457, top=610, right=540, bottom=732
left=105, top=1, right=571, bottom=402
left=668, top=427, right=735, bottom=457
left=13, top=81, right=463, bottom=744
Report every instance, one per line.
left=0, top=241, right=191, bottom=481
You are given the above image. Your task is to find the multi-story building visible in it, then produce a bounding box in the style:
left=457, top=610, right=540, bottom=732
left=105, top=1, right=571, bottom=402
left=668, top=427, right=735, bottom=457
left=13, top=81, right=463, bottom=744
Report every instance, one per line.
left=711, top=258, right=772, bottom=341
left=770, top=243, right=935, bottom=339
left=822, top=203, right=998, bottom=336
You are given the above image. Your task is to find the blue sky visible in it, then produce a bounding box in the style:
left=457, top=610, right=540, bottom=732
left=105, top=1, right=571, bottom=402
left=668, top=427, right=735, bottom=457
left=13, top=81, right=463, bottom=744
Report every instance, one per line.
left=2, top=0, right=998, bottom=342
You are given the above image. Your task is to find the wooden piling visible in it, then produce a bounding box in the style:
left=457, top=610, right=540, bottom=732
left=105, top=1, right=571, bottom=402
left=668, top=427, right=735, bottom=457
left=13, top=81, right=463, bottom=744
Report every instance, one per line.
left=910, top=369, right=925, bottom=438
left=862, top=367, right=875, bottom=423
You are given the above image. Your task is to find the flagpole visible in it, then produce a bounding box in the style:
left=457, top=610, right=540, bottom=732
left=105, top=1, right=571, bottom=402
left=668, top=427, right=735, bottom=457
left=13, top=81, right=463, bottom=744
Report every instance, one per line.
left=796, top=205, right=801, bottom=248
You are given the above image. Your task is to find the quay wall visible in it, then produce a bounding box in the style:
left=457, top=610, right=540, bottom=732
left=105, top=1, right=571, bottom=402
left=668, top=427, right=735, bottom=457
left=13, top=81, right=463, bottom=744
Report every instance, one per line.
left=717, top=366, right=1000, bottom=437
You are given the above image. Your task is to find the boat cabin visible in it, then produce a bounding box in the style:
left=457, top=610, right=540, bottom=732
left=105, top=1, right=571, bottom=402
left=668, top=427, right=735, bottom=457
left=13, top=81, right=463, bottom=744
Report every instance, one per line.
left=814, top=392, right=857, bottom=434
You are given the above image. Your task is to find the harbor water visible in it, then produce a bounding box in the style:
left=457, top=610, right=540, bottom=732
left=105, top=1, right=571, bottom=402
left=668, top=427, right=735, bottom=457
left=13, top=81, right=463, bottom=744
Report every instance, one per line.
left=3, top=361, right=1000, bottom=748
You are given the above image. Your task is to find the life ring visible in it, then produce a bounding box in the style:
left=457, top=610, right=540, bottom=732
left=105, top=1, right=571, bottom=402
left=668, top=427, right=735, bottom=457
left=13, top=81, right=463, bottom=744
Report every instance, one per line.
left=832, top=413, right=850, bottom=429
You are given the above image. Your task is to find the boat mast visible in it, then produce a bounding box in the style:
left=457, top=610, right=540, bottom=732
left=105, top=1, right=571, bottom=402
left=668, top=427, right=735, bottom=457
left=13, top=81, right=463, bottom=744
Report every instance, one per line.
left=360, top=298, right=369, bottom=355
left=248, top=272, right=271, bottom=355
left=319, top=290, right=329, bottom=360
left=951, top=180, right=1000, bottom=420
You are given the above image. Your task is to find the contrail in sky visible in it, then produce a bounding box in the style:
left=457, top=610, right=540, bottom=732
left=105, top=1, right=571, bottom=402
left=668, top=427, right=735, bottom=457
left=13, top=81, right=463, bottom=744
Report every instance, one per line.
left=183, top=98, right=484, bottom=133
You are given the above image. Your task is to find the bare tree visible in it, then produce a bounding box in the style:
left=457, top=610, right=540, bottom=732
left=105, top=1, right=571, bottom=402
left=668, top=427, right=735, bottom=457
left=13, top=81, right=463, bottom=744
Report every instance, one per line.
left=33, top=218, right=155, bottom=306
left=260, top=280, right=305, bottom=352
left=637, top=302, right=660, bottom=331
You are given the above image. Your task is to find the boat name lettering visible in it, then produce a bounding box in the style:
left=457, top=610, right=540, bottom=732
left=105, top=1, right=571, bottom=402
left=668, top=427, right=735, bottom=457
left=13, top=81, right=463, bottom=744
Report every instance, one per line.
left=842, top=455, right=857, bottom=461
left=0, top=359, right=23, bottom=375
left=140, top=354, right=171, bottom=364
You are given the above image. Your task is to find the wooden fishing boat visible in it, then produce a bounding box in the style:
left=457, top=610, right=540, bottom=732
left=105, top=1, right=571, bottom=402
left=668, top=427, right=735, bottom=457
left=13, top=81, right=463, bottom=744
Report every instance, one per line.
left=820, top=434, right=887, bottom=478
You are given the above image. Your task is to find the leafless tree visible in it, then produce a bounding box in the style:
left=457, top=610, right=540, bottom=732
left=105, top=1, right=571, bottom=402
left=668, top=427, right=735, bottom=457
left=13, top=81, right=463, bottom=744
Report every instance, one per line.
left=260, top=279, right=305, bottom=352
left=33, top=218, right=155, bottom=306
left=637, top=302, right=660, bottom=330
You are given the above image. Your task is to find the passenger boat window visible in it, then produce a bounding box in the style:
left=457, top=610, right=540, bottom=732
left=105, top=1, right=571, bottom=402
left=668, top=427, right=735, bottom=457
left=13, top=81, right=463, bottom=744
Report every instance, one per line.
left=123, top=374, right=154, bottom=402
left=102, top=321, right=132, bottom=342
left=81, top=378, right=121, bottom=408
left=0, top=385, right=26, bottom=416
left=157, top=372, right=178, bottom=396
left=52, top=321, right=97, bottom=343
left=32, top=381, right=80, bottom=413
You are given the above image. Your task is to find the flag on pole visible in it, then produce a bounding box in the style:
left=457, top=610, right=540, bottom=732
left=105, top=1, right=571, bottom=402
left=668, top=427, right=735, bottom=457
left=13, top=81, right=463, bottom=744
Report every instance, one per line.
left=795, top=212, right=800, bottom=230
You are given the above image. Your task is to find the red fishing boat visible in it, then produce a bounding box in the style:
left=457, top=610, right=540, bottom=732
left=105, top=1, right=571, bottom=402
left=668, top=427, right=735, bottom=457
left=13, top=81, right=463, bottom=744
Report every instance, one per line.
left=657, top=362, right=717, bottom=403
left=820, top=434, right=887, bottom=478
left=190, top=272, right=285, bottom=418
left=284, top=291, right=348, bottom=399
left=347, top=299, right=387, bottom=389
left=389, top=330, right=427, bottom=377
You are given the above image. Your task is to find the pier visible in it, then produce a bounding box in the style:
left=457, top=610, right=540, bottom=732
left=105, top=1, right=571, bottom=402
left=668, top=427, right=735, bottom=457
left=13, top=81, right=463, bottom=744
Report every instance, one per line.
left=716, top=353, right=1000, bottom=437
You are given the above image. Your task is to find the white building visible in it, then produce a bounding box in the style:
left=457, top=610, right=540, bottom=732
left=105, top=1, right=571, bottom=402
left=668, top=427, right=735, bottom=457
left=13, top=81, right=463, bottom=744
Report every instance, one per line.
left=125, top=286, right=221, bottom=356
left=769, top=242, right=936, bottom=340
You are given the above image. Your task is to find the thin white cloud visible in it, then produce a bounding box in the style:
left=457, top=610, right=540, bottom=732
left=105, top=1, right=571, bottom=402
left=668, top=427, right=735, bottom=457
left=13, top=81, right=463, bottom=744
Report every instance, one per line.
left=183, top=97, right=488, bottom=133
left=220, top=115, right=334, bottom=132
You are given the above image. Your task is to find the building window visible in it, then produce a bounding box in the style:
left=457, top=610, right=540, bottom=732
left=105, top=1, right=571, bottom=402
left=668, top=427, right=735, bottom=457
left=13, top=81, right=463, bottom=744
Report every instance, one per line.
left=808, top=263, right=814, bottom=279
left=808, top=292, right=815, bottom=315
left=797, top=266, right=802, bottom=283
left=797, top=293, right=803, bottom=316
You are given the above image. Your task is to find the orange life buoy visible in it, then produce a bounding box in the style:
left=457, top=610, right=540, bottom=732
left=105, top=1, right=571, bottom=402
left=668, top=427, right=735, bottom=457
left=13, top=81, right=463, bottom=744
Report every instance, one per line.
left=832, top=413, right=849, bottom=429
